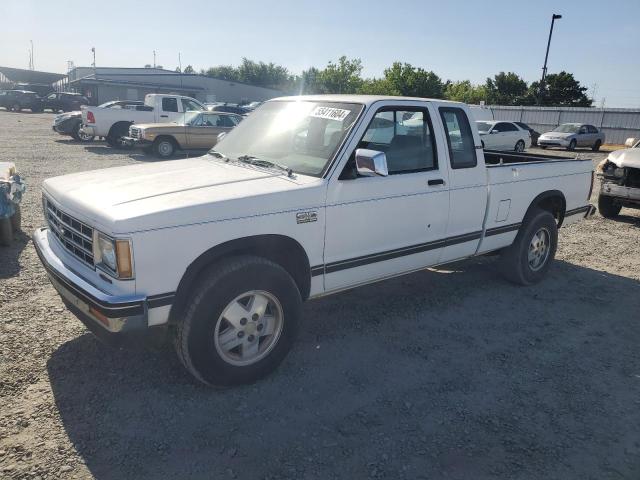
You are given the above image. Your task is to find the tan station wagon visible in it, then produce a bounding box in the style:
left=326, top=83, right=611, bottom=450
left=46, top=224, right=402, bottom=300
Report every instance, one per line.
left=125, top=111, right=243, bottom=158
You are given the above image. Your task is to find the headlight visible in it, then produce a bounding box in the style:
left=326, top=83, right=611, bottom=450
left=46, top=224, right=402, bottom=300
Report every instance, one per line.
left=93, top=231, right=134, bottom=279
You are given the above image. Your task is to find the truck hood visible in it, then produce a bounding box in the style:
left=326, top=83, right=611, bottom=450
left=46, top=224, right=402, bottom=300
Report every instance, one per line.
left=607, top=147, right=640, bottom=169
left=42, top=155, right=321, bottom=234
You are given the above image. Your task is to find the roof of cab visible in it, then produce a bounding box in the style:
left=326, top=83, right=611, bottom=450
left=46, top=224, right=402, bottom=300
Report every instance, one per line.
left=269, top=94, right=465, bottom=107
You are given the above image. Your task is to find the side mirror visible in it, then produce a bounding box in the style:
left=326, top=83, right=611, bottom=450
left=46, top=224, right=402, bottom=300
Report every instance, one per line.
left=355, top=149, right=388, bottom=177
left=217, top=132, right=227, bottom=143
left=490, top=130, right=499, bottom=134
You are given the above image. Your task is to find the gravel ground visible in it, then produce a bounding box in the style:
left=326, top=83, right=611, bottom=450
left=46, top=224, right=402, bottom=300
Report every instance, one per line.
left=1, top=110, right=639, bottom=480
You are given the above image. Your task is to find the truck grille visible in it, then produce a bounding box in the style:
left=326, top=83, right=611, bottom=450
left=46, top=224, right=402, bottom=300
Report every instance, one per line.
left=44, top=197, right=94, bottom=266
left=129, top=127, right=140, bottom=139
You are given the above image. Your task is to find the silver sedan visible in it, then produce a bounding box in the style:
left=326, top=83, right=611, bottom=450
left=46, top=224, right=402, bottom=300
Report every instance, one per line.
left=538, top=123, right=605, bottom=151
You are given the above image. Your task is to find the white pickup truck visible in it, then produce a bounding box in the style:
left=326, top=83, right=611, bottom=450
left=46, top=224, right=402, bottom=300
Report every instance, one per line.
left=80, top=94, right=205, bottom=147
left=34, top=95, right=595, bottom=386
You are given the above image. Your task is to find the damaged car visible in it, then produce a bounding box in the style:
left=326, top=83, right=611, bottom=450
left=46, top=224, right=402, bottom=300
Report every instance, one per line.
left=596, top=138, right=640, bottom=218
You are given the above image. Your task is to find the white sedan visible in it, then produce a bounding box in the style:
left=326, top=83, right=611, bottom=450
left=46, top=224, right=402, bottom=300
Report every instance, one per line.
left=476, top=120, right=532, bottom=152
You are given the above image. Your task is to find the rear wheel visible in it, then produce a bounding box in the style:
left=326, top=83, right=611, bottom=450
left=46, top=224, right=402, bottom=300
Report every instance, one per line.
left=592, top=140, right=602, bottom=151
left=499, top=208, right=558, bottom=285
left=515, top=140, right=525, bottom=152
left=0, top=218, right=13, bottom=246
left=598, top=194, right=621, bottom=218
left=106, top=123, right=132, bottom=149
left=567, top=139, right=577, bottom=151
left=12, top=104, right=21, bottom=112
left=72, top=123, right=95, bottom=142
left=174, top=255, right=302, bottom=386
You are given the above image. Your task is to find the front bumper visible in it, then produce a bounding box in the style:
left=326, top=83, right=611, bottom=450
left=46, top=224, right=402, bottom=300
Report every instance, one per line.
left=600, top=182, right=640, bottom=205
left=33, top=227, right=166, bottom=347
left=121, top=136, right=152, bottom=148
left=538, top=138, right=570, bottom=147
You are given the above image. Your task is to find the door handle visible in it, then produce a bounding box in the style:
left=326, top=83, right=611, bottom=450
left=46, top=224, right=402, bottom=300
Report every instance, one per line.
left=428, top=179, right=445, bottom=186
left=160, top=114, right=168, bottom=118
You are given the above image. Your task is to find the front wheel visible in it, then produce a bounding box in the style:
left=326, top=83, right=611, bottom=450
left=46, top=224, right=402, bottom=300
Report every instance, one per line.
left=515, top=140, right=525, bottom=152
left=598, top=194, right=621, bottom=218
left=153, top=138, right=175, bottom=158
left=592, top=140, right=602, bottom=151
left=567, top=139, right=577, bottom=151
left=499, top=208, right=558, bottom=285
left=174, top=255, right=302, bottom=386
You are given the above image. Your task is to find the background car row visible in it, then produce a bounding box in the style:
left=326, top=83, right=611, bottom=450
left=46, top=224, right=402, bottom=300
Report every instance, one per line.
left=0, top=89, right=89, bottom=113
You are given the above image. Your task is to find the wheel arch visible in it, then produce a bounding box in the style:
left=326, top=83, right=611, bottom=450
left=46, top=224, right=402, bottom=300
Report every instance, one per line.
left=524, top=190, right=567, bottom=227
left=107, top=120, right=133, bottom=138
left=169, top=234, right=312, bottom=324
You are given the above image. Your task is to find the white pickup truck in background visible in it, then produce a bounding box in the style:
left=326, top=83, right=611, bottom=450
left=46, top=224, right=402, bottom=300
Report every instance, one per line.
left=80, top=94, right=205, bottom=147
left=34, top=95, right=595, bottom=386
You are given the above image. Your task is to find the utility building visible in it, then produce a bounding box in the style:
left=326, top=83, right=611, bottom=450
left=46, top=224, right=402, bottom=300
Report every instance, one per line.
left=61, top=67, right=284, bottom=105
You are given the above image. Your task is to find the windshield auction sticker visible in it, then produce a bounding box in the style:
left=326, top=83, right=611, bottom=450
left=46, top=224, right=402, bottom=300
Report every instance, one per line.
left=310, top=107, right=351, bottom=122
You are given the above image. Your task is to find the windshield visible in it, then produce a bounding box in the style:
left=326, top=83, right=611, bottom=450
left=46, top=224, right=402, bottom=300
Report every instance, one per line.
left=476, top=121, right=493, bottom=133
left=554, top=124, right=580, bottom=133
left=212, top=100, right=363, bottom=177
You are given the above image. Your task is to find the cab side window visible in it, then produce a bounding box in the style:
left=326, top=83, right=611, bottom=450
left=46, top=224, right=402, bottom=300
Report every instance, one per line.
left=439, top=107, right=477, bottom=169
left=181, top=98, right=202, bottom=112
left=162, top=97, right=179, bottom=112
left=357, top=108, right=437, bottom=174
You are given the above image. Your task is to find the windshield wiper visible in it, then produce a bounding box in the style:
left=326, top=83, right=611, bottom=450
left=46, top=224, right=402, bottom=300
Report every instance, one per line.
left=237, top=155, right=294, bottom=178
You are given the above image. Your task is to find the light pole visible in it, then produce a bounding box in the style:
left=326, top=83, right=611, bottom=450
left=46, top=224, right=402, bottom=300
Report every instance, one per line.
left=538, top=13, right=562, bottom=105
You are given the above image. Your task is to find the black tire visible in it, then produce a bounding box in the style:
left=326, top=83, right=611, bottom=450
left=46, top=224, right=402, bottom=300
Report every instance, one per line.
left=174, top=255, right=302, bottom=386
left=0, top=217, right=13, bottom=246
left=515, top=140, right=525, bottom=152
left=71, top=123, right=94, bottom=142
left=106, top=123, right=132, bottom=149
left=153, top=137, right=176, bottom=158
left=10, top=206, right=21, bottom=232
left=567, top=139, right=577, bottom=151
left=481, top=140, right=485, bottom=149
left=12, top=104, right=21, bottom=112
left=499, top=208, right=558, bottom=286
left=598, top=194, right=621, bottom=219
left=540, top=145, right=547, bottom=149
left=592, top=140, right=602, bottom=151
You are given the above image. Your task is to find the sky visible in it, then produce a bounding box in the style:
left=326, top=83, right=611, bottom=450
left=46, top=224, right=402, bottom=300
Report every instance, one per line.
left=1, top=0, right=638, bottom=107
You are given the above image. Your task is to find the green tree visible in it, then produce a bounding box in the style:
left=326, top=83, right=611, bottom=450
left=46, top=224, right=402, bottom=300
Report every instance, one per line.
left=485, top=72, right=528, bottom=105
left=358, top=77, right=401, bottom=96
left=317, top=56, right=364, bottom=94
left=531, top=71, right=592, bottom=107
left=296, top=67, right=323, bottom=94
left=183, top=65, right=195, bottom=74
left=205, top=65, right=241, bottom=82
left=444, top=80, right=487, bottom=104
left=236, top=58, right=292, bottom=90
left=382, top=62, right=444, bottom=98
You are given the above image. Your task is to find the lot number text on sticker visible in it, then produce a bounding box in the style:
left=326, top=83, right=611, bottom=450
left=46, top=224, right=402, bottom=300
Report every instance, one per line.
left=310, top=107, right=351, bottom=122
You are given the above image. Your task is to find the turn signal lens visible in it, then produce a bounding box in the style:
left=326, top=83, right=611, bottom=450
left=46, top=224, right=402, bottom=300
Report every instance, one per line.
left=116, top=240, right=133, bottom=279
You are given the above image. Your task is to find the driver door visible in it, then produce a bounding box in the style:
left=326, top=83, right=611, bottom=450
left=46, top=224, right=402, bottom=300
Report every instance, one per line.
left=323, top=102, right=450, bottom=292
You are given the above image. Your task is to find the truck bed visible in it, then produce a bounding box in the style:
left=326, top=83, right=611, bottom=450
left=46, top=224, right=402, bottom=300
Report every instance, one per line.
left=484, top=149, right=579, bottom=166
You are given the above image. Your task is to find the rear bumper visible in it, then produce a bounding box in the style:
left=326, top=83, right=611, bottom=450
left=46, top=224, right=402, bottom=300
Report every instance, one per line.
left=32, top=227, right=167, bottom=348
left=80, top=125, right=96, bottom=137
